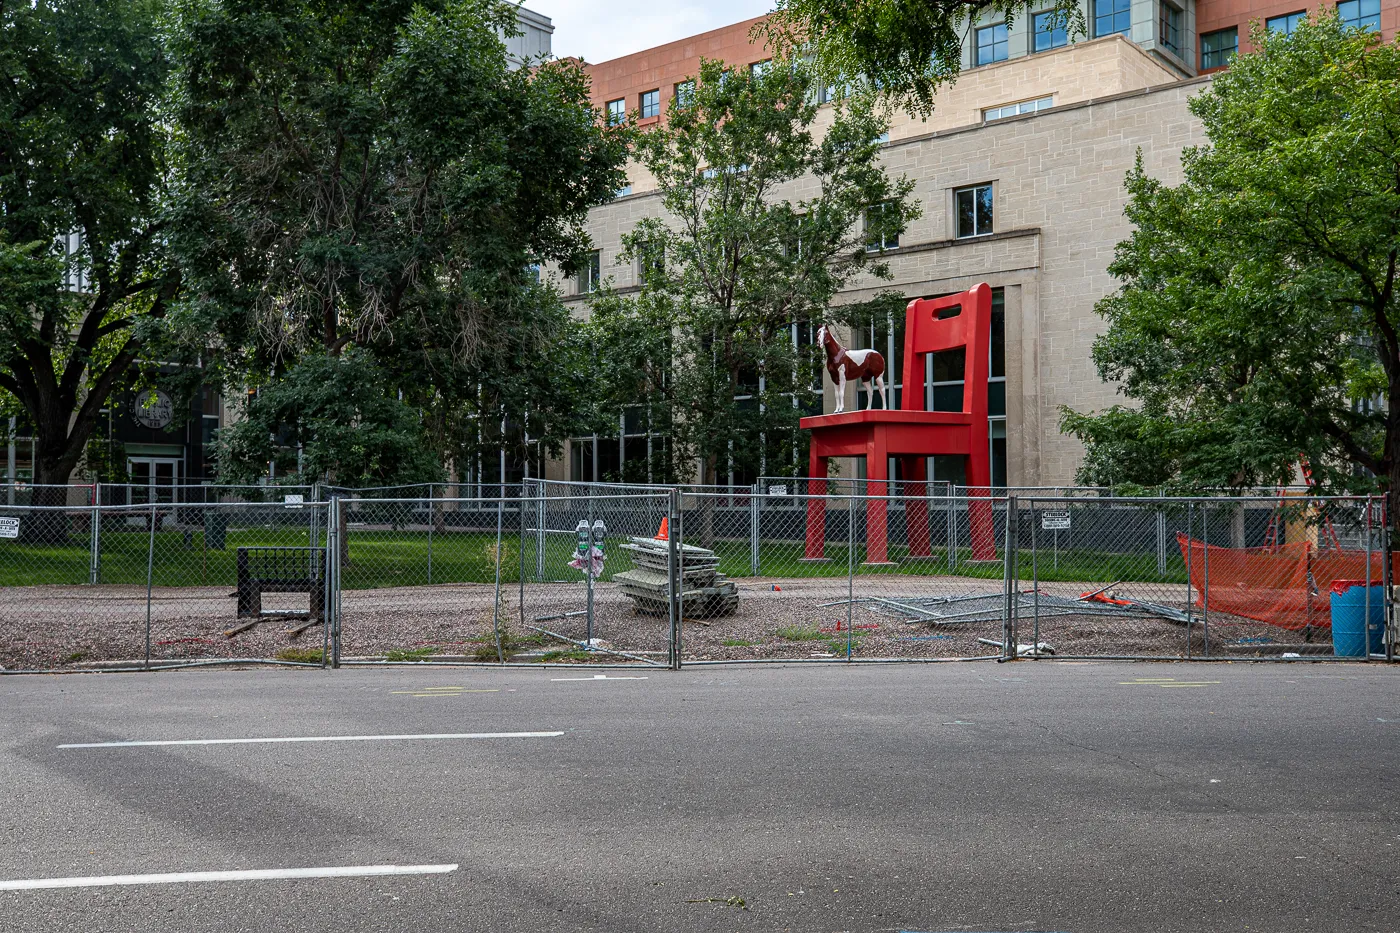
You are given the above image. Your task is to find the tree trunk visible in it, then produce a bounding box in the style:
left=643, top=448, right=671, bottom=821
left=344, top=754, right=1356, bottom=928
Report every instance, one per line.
left=23, top=454, right=80, bottom=544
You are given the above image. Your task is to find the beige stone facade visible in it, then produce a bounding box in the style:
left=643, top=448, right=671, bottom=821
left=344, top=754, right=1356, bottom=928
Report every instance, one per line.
left=551, top=41, right=1212, bottom=487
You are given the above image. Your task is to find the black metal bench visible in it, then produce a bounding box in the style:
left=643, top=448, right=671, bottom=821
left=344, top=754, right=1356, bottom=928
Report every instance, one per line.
left=236, top=547, right=325, bottom=621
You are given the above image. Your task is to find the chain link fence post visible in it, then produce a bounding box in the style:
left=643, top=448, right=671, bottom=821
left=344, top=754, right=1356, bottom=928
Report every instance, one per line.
left=330, top=495, right=342, bottom=668
left=750, top=484, right=760, bottom=576
left=492, top=495, right=505, bottom=663
left=668, top=487, right=681, bottom=670
left=1365, top=495, right=1373, bottom=663
left=322, top=500, right=333, bottom=669
left=1186, top=500, right=1194, bottom=660
left=1202, top=502, right=1211, bottom=657
left=144, top=502, right=156, bottom=670
left=1003, top=495, right=1017, bottom=659
left=846, top=493, right=855, bottom=661
left=426, top=485, right=434, bottom=586
left=88, top=485, right=101, bottom=585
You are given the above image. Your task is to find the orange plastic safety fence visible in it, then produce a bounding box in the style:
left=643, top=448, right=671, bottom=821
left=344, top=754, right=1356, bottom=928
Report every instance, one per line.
left=1176, top=534, right=1395, bottom=630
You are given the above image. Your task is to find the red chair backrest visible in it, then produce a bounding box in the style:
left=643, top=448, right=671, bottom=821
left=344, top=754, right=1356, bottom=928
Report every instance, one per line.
left=899, top=283, right=992, bottom=417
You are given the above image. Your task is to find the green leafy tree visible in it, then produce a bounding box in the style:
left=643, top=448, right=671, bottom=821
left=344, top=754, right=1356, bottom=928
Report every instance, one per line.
left=1063, top=17, right=1400, bottom=518
left=762, top=0, right=1080, bottom=114
left=169, top=0, right=628, bottom=481
left=605, top=59, right=918, bottom=487
left=216, top=351, right=442, bottom=488
left=0, top=0, right=182, bottom=534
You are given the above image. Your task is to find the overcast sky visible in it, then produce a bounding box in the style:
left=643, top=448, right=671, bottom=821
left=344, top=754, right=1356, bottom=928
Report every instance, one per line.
left=538, top=0, right=772, bottom=64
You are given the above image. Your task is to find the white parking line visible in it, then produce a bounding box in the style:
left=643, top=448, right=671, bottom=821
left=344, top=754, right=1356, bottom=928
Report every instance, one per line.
left=58, top=732, right=563, bottom=749
left=0, top=864, right=458, bottom=891
left=551, top=674, right=649, bottom=682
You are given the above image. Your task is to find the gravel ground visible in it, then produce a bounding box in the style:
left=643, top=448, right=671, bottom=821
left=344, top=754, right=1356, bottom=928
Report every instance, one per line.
left=0, top=573, right=1344, bottom=670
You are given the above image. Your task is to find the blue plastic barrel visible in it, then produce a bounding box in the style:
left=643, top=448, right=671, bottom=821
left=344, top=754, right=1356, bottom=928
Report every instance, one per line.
left=1329, top=580, right=1385, bottom=657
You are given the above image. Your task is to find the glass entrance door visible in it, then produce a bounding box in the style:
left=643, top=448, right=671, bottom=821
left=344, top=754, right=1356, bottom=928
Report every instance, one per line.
left=127, top=458, right=182, bottom=504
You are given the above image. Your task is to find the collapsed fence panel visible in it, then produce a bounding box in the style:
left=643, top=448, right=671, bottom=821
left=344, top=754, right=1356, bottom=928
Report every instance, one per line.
left=1012, top=496, right=1392, bottom=660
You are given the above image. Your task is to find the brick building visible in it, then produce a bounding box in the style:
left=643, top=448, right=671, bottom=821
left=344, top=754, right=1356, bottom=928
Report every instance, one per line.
left=534, top=1, right=1396, bottom=489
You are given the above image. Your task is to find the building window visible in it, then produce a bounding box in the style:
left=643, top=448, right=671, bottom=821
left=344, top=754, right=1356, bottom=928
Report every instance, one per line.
left=614, top=184, right=632, bottom=198
left=674, top=80, right=695, bottom=109
left=1338, top=0, right=1380, bottom=31
left=955, top=184, right=994, bottom=238
left=1266, top=11, right=1305, bottom=35
left=1094, top=0, right=1132, bottom=37
left=638, top=239, right=665, bottom=281
left=525, top=261, right=541, bottom=285
left=818, top=84, right=840, bottom=103
left=1200, top=27, right=1238, bottom=68
left=639, top=89, right=659, bottom=119
left=749, top=60, right=771, bottom=78
left=864, top=201, right=900, bottom=252
left=1033, top=11, right=1069, bottom=51
left=1159, top=3, right=1182, bottom=54
left=578, top=250, right=601, bottom=294
left=606, top=98, right=626, bottom=125
left=984, top=96, right=1053, bottom=121
left=976, top=24, right=1009, bottom=65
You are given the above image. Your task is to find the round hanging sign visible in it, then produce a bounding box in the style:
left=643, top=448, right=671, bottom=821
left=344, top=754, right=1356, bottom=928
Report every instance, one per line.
left=132, top=388, right=175, bottom=429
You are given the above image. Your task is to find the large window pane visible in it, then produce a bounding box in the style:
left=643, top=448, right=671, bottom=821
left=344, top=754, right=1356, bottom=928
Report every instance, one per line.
left=1266, top=11, right=1305, bottom=35
left=1200, top=27, right=1238, bottom=68
left=976, top=24, right=1009, bottom=65
left=1094, top=0, right=1131, bottom=37
left=1033, top=11, right=1069, bottom=51
left=975, top=186, right=994, bottom=236
left=1338, top=0, right=1380, bottom=30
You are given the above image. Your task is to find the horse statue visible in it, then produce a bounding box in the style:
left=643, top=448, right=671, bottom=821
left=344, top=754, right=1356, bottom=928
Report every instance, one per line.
left=817, top=324, right=887, bottom=413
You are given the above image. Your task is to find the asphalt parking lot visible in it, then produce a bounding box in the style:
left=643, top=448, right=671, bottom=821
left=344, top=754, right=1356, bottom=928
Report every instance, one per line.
left=1, top=661, right=1397, bottom=932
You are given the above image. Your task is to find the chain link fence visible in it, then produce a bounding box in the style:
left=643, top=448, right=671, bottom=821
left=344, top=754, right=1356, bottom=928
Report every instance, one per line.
left=2, top=484, right=1394, bottom=672
left=1007, top=496, right=1394, bottom=661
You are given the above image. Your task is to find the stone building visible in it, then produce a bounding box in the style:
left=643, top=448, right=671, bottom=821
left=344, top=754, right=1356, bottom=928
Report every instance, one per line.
left=536, top=1, right=1396, bottom=488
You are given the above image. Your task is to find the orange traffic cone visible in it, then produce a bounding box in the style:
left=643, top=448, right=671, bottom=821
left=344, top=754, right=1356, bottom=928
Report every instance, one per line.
left=655, top=517, right=668, bottom=540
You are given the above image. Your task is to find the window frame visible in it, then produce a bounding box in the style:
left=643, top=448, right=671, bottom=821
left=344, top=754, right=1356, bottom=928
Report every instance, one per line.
left=954, top=184, right=995, bottom=239
left=639, top=89, right=659, bottom=119
left=1159, top=2, right=1182, bottom=54
left=1093, top=0, right=1132, bottom=38
left=976, top=23, right=1010, bottom=65
left=605, top=98, right=626, bottom=125
left=578, top=250, right=601, bottom=294
left=1266, top=10, right=1306, bottom=35
left=983, top=96, right=1053, bottom=121
left=674, top=80, right=695, bottom=109
left=1338, top=0, right=1380, bottom=31
left=864, top=201, right=901, bottom=252
left=1033, top=10, right=1069, bottom=51
left=1199, top=26, right=1238, bottom=68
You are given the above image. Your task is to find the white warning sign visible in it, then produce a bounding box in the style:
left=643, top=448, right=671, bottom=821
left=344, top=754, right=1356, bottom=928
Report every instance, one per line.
left=0, top=517, right=19, bottom=539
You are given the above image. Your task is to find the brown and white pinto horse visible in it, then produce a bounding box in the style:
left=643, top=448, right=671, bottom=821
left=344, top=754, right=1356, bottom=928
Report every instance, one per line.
left=817, top=324, right=887, bottom=413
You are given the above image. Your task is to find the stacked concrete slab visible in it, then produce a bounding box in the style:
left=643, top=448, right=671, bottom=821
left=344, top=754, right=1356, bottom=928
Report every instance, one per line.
left=614, top=537, right=738, bottom=618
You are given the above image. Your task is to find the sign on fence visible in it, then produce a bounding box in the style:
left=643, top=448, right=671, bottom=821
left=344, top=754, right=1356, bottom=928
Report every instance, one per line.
left=0, top=517, right=18, bottom=539
left=283, top=494, right=304, bottom=509
left=769, top=484, right=788, bottom=497
left=1041, top=509, right=1071, bottom=531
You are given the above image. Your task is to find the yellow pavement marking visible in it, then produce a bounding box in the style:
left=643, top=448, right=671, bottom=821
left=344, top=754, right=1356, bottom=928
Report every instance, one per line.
left=390, top=688, right=500, bottom=697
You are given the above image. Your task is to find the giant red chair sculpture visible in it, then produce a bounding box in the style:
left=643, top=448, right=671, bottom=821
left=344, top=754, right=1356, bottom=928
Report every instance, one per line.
left=801, top=283, right=997, bottom=563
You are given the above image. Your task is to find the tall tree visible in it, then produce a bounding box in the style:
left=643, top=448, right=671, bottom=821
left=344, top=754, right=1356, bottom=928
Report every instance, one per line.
left=1062, top=17, right=1400, bottom=518
left=0, top=0, right=181, bottom=532
left=762, top=0, right=1079, bottom=114
left=170, top=0, right=628, bottom=481
left=604, top=59, right=918, bottom=485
